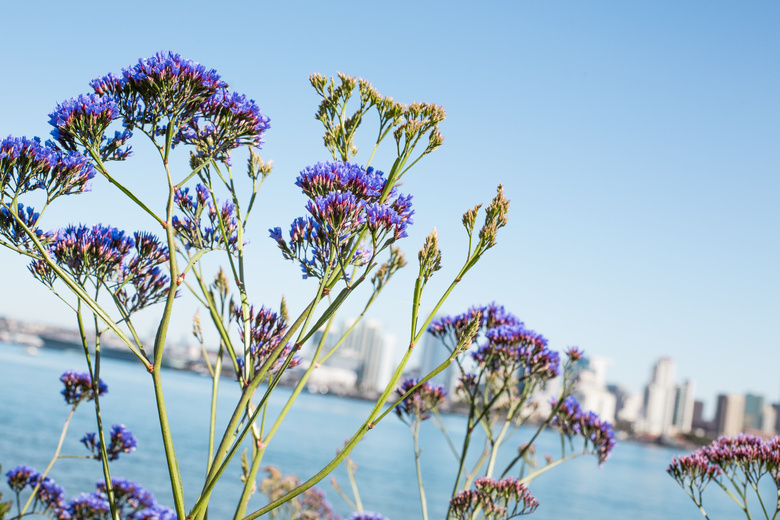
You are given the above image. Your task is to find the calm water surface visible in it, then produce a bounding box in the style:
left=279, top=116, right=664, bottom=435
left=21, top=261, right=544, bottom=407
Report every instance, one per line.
left=0, top=344, right=739, bottom=519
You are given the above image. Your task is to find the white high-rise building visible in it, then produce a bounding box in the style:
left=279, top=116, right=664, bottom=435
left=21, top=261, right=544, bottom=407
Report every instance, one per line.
left=418, top=327, right=458, bottom=396
left=642, top=357, right=677, bottom=436
left=573, top=357, right=616, bottom=424
left=340, top=318, right=391, bottom=393
left=672, top=380, right=696, bottom=434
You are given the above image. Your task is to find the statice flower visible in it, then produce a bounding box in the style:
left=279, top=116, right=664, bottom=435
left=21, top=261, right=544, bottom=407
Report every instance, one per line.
left=449, top=477, right=539, bottom=519
left=346, top=513, right=388, bottom=520
left=271, top=161, right=414, bottom=279
left=47, top=224, right=134, bottom=280
left=298, top=487, right=339, bottom=520
left=30, top=474, right=67, bottom=514
left=81, top=424, right=138, bottom=461
left=234, top=305, right=300, bottom=377
left=475, top=324, right=559, bottom=380
left=48, top=93, right=120, bottom=153
left=65, top=492, right=111, bottom=520
left=172, top=184, right=240, bottom=253
left=90, top=51, right=226, bottom=130
left=60, top=370, right=107, bottom=407
left=395, top=378, right=447, bottom=422
left=129, top=504, right=177, bottom=520
left=175, top=90, right=270, bottom=165
left=550, top=396, right=616, bottom=466
left=6, top=464, right=38, bottom=492
left=0, top=135, right=95, bottom=200
left=96, top=478, right=155, bottom=514
left=669, top=434, right=780, bottom=492
left=428, top=302, right=522, bottom=346
left=30, top=225, right=171, bottom=313
left=0, top=203, right=52, bottom=249
left=113, top=231, right=171, bottom=313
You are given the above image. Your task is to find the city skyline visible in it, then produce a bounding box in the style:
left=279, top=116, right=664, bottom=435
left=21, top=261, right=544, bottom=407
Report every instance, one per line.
left=0, top=2, right=776, bottom=410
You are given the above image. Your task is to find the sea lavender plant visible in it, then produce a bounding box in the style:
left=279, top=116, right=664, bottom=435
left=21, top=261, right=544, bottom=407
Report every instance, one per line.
left=420, top=303, right=615, bottom=519
left=0, top=52, right=518, bottom=520
left=668, top=434, right=780, bottom=519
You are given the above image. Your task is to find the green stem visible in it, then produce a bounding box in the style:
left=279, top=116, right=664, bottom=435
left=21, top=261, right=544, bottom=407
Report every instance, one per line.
left=413, top=419, right=429, bottom=520
left=18, top=408, right=75, bottom=517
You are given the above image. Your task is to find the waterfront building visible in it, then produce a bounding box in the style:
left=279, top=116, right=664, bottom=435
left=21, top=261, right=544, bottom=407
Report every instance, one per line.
left=641, top=357, right=677, bottom=436
left=761, top=404, right=777, bottom=436
left=418, top=325, right=458, bottom=397
left=743, top=393, right=765, bottom=431
left=714, top=394, right=746, bottom=436
left=672, top=380, right=696, bottom=434
left=573, top=356, right=616, bottom=424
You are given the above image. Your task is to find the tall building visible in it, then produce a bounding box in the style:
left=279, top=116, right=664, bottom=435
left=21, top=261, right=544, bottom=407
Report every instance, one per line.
left=339, top=319, right=391, bottom=393
left=418, top=327, right=458, bottom=396
left=743, top=394, right=765, bottom=431
left=714, top=394, right=746, bottom=436
left=672, top=380, right=696, bottom=434
left=311, top=319, right=394, bottom=394
left=573, top=357, right=616, bottom=424
left=641, top=357, right=677, bottom=436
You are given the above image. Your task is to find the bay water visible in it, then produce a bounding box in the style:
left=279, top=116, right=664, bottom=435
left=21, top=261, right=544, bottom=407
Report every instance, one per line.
left=0, top=344, right=741, bottom=519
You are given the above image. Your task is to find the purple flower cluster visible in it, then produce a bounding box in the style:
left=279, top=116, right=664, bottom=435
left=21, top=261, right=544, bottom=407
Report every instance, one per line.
left=6, top=465, right=67, bottom=515
left=0, top=203, right=53, bottom=249
left=175, top=90, right=270, bottom=166
left=81, top=424, right=138, bottom=461
left=346, top=513, right=388, bottom=520
left=298, top=487, right=339, bottom=520
left=550, top=396, right=616, bottom=465
left=270, top=161, right=413, bottom=279
left=474, top=324, right=558, bottom=380
left=29, top=224, right=171, bottom=312
left=90, top=51, right=226, bottom=127
left=394, top=378, right=447, bottom=422
left=669, top=434, right=780, bottom=493
left=428, top=302, right=522, bottom=345
left=449, top=476, right=539, bottom=519
left=60, top=370, right=107, bottom=407
left=430, top=303, right=560, bottom=384
left=3, top=474, right=176, bottom=520
left=48, top=51, right=270, bottom=166
left=48, top=94, right=121, bottom=155
left=173, top=184, right=240, bottom=253
left=234, top=305, right=300, bottom=377
left=0, top=135, right=95, bottom=202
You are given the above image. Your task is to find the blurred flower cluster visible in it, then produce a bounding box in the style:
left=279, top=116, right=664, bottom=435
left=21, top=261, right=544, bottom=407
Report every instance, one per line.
left=669, top=434, right=780, bottom=519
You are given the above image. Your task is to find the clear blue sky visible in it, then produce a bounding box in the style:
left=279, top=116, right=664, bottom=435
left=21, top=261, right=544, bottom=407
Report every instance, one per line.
left=0, top=1, right=777, bottom=415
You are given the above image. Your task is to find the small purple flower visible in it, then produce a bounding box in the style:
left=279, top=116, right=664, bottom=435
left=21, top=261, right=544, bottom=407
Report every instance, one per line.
left=49, top=93, right=120, bottom=151
left=81, top=424, right=137, bottom=461
left=175, top=90, right=270, bottom=164
left=450, top=477, right=539, bottom=519
left=172, top=184, right=240, bottom=253
left=0, top=135, right=95, bottom=200
left=60, top=370, right=107, bottom=407
left=273, top=161, right=414, bottom=279
left=47, top=224, right=134, bottom=280
left=0, top=203, right=53, bottom=249
left=550, top=395, right=616, bottom=466
left=346, top=513, right=388, bottom=520
left=129, top=504, right=177, bottom=520
left=395, top=378, right=447, bottom=422
left=107, top=424, right=138, bottom=460
left=90, top=51, right=227, bottom=130
left=30, top=474, right=67, bottom=512
left=97, top=478, right=155, bottom=512
left=6, top=464, right=38, bottom=492
left=234, top=305, right=299, bottom=377
left=65, top=492, right=111, bottom=520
